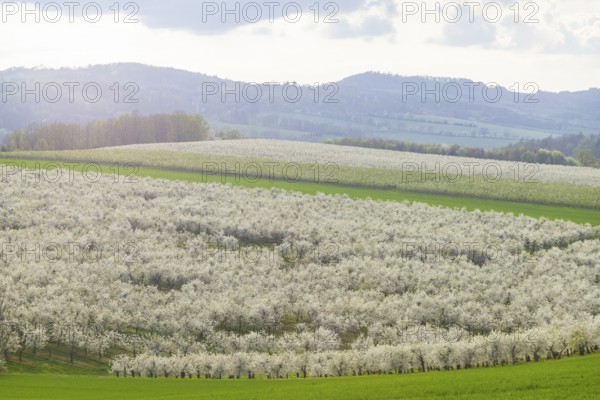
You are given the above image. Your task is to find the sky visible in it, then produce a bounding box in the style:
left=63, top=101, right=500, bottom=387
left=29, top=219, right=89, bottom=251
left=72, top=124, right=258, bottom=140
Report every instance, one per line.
left=1, top=0, right=599, bottom=92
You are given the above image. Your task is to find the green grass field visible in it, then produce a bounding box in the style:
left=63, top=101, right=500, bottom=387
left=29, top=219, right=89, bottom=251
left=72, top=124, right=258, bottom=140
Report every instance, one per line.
left=2, top=158, right=599, bottom=226
left=1, top=354, right=599, bottom=400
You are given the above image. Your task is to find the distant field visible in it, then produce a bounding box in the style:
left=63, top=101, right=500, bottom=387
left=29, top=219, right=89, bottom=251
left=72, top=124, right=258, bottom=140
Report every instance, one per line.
left=1, top=354, right=599, bottom=400
left=1, top=157, right=599, bottom=225
left=109, top=140, right=600, bottom=187
left=5, top=142, right=599, bottom=212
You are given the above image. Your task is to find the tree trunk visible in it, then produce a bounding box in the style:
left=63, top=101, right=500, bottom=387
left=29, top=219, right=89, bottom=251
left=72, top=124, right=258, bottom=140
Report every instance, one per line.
left=419, top=357, right=426, bottom=373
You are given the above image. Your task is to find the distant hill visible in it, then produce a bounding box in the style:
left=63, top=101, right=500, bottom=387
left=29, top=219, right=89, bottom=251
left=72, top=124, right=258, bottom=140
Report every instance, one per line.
left=1, top=64, right=599, bottom=148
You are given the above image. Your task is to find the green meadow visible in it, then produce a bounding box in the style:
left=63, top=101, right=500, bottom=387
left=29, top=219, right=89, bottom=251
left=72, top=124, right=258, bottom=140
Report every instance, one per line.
left=1, top=354, right=599, bottom=400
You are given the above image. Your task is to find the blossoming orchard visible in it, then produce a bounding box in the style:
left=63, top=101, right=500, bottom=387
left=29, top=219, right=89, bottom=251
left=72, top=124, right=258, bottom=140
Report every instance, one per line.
left=0, top=164, right=598, bottom=379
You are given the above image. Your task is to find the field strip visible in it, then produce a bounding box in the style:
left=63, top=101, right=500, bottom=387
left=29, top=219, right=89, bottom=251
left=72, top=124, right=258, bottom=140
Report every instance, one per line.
left=1, top=353, right=599, bottom=400
left=1, top=157, right=599, bottom=226
left=7, top=148, right=600, bottom=209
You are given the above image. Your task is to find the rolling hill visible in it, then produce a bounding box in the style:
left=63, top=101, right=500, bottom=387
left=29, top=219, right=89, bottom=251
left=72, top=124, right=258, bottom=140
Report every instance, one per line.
left=1, top=64, right=599, bottom=147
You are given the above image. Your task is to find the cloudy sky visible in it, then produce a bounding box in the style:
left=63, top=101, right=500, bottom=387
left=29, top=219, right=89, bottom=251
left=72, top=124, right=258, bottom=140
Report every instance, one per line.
left=1, top=0, right=599, bottom=91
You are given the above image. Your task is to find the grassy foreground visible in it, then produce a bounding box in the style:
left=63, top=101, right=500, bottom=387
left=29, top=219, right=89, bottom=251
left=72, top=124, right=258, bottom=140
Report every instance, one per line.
left=1, top=354, right=599, bottom=400
left=2, top=158, right=599, bottom=225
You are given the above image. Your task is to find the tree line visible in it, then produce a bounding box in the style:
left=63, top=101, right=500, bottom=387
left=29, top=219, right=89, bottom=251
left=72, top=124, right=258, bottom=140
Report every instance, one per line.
left=327, top=135, right=600, bottom=167
left=110, top=322, right=599, bottom=380
left=0, top=112, right=241, bottom=152
left=509, top=133, right=600, bottom=167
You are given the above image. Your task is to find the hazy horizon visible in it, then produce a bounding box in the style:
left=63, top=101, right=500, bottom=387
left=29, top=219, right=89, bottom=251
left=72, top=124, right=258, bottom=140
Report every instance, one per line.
left=1, top=0, right=599, bottom=92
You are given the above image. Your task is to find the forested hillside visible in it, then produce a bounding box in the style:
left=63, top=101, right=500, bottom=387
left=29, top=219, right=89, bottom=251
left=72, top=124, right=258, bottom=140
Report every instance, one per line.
left=1, top=64, right=599, bottom=147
